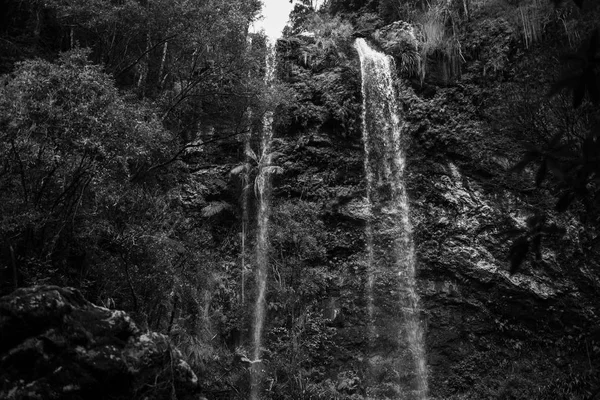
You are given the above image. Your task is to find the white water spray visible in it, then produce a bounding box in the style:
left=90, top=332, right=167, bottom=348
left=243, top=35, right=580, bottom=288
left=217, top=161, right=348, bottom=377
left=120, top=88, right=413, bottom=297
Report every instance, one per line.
left=354, top=38, right=428, bottom=400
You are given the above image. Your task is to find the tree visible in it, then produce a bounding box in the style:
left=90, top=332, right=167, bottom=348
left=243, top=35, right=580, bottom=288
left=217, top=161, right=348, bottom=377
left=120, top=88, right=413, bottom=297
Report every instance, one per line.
left=0, top=48, right=172, bottom=293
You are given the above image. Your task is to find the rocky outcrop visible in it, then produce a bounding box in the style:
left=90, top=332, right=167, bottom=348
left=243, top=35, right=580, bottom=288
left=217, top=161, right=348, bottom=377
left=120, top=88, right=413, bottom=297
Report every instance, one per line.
left=372, top=20, right=462, bottom=85
left=408, top=157, right=600, bottom=397
left=266, top=26, right=600, bottom=399
left=371, top=21, right=419, bottom=72
left=0, top=286, right=199, bottom=400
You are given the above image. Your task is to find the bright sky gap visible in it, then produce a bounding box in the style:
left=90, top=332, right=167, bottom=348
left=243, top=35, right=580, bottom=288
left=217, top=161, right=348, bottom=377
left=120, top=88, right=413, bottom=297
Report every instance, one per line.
left=251, top=0, right=295, bottom=39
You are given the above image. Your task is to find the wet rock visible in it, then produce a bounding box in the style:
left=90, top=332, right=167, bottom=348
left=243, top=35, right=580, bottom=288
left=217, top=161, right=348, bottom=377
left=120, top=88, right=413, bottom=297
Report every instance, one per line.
left=0, top=286, right=199, bottom=400
left=408, top=158, right=600, bottom=396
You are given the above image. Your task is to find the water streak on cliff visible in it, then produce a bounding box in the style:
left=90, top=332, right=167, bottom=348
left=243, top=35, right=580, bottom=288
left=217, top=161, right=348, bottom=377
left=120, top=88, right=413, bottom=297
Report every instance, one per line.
left=354, top=38, right=428, bottom=400
left=250, top=42, right=277, bottom=400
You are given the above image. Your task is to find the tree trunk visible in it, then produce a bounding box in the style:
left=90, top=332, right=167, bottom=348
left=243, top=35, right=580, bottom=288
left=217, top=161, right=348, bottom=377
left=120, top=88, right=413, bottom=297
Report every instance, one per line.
left=158, top=41, right=168, bottom=88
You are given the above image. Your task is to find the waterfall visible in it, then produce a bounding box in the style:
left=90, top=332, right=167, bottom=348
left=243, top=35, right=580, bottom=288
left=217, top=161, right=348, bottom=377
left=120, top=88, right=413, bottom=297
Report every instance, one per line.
left=354, top=38, right=428, bottom=400
left=250, top=42, right=277, bottom=400
left=241, top=110, right=252, bottom=307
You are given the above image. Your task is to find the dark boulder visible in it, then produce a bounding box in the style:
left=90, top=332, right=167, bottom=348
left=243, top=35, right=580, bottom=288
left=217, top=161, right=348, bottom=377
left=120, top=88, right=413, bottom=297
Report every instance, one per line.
left=0, top=285, right=199, bottom=400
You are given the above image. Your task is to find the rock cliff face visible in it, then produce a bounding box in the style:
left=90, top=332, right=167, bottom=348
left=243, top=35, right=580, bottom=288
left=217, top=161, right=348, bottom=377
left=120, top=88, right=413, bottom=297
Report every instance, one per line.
left=263, top=11, right=600, bottom=399
left=0, top=286, right=199, bottom=400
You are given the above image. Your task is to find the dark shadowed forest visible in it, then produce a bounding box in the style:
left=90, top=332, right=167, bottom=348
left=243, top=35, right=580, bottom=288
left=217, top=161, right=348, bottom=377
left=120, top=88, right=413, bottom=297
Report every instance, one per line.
left=1, top=0, right=599, bottom=399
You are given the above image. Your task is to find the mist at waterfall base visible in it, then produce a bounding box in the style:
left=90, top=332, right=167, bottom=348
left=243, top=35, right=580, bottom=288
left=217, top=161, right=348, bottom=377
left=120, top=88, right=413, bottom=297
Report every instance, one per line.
left=355, top=38, right=429, bottom=400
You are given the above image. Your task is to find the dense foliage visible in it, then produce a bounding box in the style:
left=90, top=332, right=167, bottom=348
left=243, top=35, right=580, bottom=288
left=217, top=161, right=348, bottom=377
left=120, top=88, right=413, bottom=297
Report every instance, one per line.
left=2, top=0, right=600, bottom=399
left=0, top=49, right=171, bottom=294
left=0, top=0, right=269, bottom=364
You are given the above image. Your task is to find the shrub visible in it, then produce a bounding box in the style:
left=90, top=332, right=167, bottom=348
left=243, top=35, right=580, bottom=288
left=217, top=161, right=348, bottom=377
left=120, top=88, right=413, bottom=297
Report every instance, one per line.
left=0, top=48, right=209, bottom=333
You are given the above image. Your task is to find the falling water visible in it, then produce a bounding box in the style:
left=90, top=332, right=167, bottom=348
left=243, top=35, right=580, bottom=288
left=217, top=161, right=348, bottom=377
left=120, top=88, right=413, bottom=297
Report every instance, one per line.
left=250, top=42, right=277, bottom=400
left=354, top=38, right=428, bottom=400
left=240, top=110, right=252, bottom=307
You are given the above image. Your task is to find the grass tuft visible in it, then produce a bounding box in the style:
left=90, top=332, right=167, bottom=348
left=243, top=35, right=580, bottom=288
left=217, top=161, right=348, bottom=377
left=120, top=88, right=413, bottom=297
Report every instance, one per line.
left=416, top=1, right=464, bottom=83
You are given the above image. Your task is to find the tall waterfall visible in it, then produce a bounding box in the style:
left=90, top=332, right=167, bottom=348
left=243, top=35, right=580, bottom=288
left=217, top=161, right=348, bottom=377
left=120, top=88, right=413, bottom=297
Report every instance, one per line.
left=250, top=42, right=277, bottom=400
left=241, top=112, right=252, bottom=307
left=354, top=38, right=428, bottom=400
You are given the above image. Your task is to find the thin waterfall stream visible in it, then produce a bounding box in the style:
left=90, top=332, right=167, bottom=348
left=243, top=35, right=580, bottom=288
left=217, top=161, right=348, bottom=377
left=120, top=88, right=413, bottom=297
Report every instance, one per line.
left=354, top=38, right=429, bottom=400
left=241, top=112, right=252, bottom=307
left=250, top=42, right=277, bottom=400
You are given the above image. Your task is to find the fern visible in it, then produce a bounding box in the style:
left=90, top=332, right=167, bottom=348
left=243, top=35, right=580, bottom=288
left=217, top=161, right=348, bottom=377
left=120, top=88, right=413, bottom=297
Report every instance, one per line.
left=245, top=147, right=259, bottom=163
left=230, top=163, right=250, bottom=176
left=201, top=201, right=231, bottom=218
